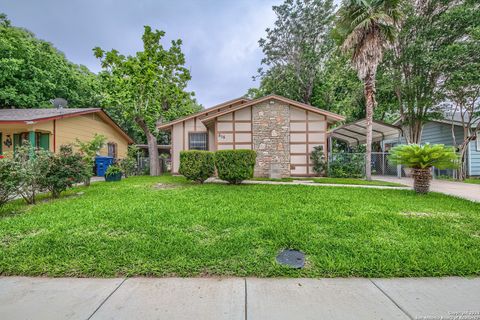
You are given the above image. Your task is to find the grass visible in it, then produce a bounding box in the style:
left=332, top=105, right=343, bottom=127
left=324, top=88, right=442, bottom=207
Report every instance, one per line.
left=437, top=176, right=480, bottom=184
left=465, top=178, right=480, bottom=184
left=251, top=177, right=405, bottom=187
left=0, top=175, right=479, bottom=278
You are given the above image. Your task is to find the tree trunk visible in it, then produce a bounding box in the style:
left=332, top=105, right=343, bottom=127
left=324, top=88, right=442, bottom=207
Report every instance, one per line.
left=412, top=168, right=431, bottom=194
left=363, top=72, right=376, bottom=181
left=458, top=141, right=470, bottom=181
left=135, top=117, right=160, bottom=176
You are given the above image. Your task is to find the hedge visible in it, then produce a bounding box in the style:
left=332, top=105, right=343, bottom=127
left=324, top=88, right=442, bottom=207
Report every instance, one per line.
left=215, top=149, right=257, bottom=184
left=179, top=150, right=215, bottom=183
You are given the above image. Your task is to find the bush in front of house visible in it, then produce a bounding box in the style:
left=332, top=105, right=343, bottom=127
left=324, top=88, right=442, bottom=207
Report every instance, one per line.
left=215, top=149, right=256, bottom=184
left=0, top=156, right=21, bottom=207
left=13, top=142, right=51, bottom=204
left=179, top=150, right=215, bottom=183
left=310, top=145, right=327, bottom=176
left=118, top=145, right=140, bottom=177
left=41, top=145, right=88, bottom=198
left=328, top=152, right=364, bottom=178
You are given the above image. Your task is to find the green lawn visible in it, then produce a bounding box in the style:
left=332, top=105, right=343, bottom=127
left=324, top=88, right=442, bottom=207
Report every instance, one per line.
left=251, top=177, right=405, bottom=187
left=465, top=178, right=480, bottom=184
left=437, top=176, right=480, bottom=184
left=1, top=175, right=479, bottom=278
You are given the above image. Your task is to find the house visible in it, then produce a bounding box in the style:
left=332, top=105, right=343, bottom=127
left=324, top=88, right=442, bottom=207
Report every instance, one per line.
left=158, top=94, right=345, bottom=177
left=384, top=115, right=480, bottom=177
left=0, top=108, right=133, bottom=158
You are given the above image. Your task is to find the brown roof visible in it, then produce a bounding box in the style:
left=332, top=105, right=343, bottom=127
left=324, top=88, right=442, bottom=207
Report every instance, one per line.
left=0, top=108, right=101, bottom=122
left=157, top=97, right=249, bottom=129
left=158, top=94, right=345, bottom=130
left=201, top=94, right=345, bottom=125
left=0, top=108, right=134, bottom=144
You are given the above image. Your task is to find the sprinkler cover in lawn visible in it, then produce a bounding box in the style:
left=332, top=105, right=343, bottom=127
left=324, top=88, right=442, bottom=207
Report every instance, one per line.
left=276, top=249, right=305, bottom=268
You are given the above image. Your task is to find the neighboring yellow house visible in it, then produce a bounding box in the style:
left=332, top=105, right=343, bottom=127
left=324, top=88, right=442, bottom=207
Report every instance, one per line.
left=0, top=108, right=133, bottom=158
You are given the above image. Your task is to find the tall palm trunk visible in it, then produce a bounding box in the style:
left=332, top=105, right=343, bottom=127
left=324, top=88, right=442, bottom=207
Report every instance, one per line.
left=364, top=71, right=376, bottom=180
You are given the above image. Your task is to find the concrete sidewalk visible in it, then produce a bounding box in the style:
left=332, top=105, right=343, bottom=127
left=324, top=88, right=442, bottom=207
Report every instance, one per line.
left=376, top=175, right=480, bottom=202
left=1, top=277, right=479, bottom=320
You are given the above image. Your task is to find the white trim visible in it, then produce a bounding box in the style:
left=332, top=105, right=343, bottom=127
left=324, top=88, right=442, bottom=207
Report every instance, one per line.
left=468, top=140, right=472, bottom=177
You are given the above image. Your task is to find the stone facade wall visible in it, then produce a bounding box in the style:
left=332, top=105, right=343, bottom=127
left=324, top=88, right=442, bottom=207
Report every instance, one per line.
left=252, top=100, right=290, bottom=177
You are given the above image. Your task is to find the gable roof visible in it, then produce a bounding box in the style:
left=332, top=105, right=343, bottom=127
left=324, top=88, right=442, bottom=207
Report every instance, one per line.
left=157, top=97, right=250, bottom=130
left=158, top=94, right=345, bottom=130
left=0, top=108, right=134, bottom=143
left=0, top=108, right=101, bottom=122
left=203, top=94, right=345, bottom=125
left=393, top=116, right=480, bottom=129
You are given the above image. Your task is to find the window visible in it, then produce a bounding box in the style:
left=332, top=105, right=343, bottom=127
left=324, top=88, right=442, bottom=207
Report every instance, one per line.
left=107, top=142, right=117, bottom=158
left=189, top=132, right=208, bottom=150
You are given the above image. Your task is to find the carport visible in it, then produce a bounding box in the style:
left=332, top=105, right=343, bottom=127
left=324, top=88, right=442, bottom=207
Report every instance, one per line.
left=327, top=119, right=403, bottom=177
left=328, top=119, right=402, bottom=147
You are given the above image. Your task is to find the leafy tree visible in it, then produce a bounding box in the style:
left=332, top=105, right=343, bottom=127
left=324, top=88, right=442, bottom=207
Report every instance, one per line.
left=334, top=0, right=402, bottom=180
left=94, top=26, right=197, bottom=176
left=310, top=53, right=364, bottom=120
left=0, top=14, right=101, bottom=108
left=440, top=16, right=480, bottom=180
left=256, top=0, right=336, bottom=104
left=385, top=0, right=478, bottom=143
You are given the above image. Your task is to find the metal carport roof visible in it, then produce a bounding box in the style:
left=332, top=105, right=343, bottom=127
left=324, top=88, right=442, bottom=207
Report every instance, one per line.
left=328, top=119, right=402, bottom=146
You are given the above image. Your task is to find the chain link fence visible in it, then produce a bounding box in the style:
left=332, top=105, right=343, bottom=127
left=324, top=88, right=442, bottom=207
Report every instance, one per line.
left=328, top=152, right=404, bottom=177
left=136, top=155, right=170, bottom=175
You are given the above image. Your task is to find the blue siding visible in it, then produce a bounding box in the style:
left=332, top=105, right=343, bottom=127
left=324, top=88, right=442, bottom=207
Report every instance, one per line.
left=420, top=122, right=464, bottom=146
left=384, top=121, right=480, bottom=177
left=468, top=140, right=480, bottom=176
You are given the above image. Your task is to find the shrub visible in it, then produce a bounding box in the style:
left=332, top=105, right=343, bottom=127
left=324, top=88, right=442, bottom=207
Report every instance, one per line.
left=105, top=164, right=122, bottom=177
left=0, top=156, right=20, bottom=207
left=388, top=143, right=458, bottom=169
left=215, top=149, right=256, bottom=184
left=179, top=150, right=215, bottom=183
left=328, top=153, right=364, bottom=178
left=41, top=145, right=88, bottom=198
left=14, top=142, right=51, bottom=204
left=389, top=144, right=458, bottom=193
left=75, top=134, right=107, bottom=185
left=310, top=145, right=326, bottom=176
left=119, top=145, right=140, bottom=177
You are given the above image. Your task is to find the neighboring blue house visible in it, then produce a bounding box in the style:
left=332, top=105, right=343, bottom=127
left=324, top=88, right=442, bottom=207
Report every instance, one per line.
left=387, top=116, right=480, bottom=177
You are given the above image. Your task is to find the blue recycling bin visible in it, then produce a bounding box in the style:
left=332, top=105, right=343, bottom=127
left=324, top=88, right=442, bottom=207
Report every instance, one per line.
left=95, top=156, right=114, bottom=177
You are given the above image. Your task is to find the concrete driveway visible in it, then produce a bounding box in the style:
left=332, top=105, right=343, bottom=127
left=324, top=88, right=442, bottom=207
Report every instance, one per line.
left=376, top=175, right=480, bottom=202
left=1, top=277, right=480, bottom=320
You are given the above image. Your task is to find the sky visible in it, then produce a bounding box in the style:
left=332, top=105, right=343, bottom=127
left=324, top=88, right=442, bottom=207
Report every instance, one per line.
left=1, top=0, right=280, bottom=107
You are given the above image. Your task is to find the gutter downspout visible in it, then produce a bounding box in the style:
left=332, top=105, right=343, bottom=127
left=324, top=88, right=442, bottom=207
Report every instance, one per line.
left=53, top=119, right=56, bottom=152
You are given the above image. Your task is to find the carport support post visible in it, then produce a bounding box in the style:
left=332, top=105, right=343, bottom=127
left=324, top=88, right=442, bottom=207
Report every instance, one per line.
left=28, top=131, right=36, bottom=157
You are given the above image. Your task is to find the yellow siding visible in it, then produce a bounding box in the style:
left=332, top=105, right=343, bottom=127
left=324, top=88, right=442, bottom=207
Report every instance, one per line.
left=55, top=114, right=129, bottom=158
left=0, top=124, right=26, bottom=155
left=1, top=114, right=130, bottom=158
left=31, top=121, right=54, bottom=151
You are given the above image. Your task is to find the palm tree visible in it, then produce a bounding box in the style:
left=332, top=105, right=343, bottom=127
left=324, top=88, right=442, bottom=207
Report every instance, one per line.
left=335, top=0, right=402, bottom=180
